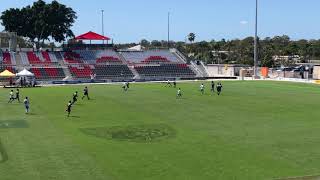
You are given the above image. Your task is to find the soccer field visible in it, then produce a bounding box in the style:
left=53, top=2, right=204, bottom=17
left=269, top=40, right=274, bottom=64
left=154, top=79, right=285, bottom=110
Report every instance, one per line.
left=0, top=81, right=320, bottom=180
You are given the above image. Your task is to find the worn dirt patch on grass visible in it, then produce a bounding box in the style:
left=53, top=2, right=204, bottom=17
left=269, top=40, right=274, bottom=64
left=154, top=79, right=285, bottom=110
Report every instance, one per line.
left=80, top=124, right=176, bottom=142
left=0, top=138, right=8, bottom=163
left=276, top=175, right=320, bottom=180
left=0, top=120, right=29, bottom=129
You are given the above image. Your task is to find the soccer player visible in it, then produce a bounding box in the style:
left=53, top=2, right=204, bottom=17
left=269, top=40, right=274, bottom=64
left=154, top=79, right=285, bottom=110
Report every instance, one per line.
left=72, top=91, right=78, bottom=105
left=217, top=82, right=223, bottom=95
left=200, top=83, right=205, bottom=95
left=82, top=86, right=90, bottom=100
left=23, top=97, right=30, bottom=114
left=8, top=90, right=14, bottom=103
left=176, top=88, right=182, bottom=98
left=15, top=89, right=20, bottom=102
left=66, top=101, right=72, bottom=117
left=210, top=81, right=215, bottom=93
left=166, top=80, right=172, bottom=87
left=122, top=82, right=128, bottom=92
left=173, top=80, right=177, bottom=88
left=126, top=82, right=130, bottom=89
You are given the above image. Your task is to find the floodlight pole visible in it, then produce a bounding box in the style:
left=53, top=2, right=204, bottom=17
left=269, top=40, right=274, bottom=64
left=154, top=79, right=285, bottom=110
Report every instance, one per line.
left=253, top=0, right=258, bottom=78
left=102, top=10, right=105, bottom=44
left=167, top=12, right=170, bottom=49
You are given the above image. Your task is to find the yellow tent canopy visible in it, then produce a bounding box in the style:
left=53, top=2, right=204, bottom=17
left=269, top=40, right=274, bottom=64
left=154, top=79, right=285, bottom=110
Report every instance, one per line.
left=0, top=70, right=16, bottom=77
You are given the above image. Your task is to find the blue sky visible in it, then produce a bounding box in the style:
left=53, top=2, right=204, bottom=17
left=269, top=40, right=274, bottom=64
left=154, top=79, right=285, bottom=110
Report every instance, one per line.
left=0, top=0, right=319, bottom=43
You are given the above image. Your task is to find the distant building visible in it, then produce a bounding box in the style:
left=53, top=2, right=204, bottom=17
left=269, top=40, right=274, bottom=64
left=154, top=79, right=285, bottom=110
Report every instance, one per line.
left=0, top=32, right=18, bottom=52
left=205, top=64, right=250, bottom=77
left=272, top=55, right=301, bottom=64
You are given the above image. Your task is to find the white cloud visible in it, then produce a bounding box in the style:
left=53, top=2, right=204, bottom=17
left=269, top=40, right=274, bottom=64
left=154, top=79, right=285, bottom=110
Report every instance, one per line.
left=240, top=20, right=248, bottom=25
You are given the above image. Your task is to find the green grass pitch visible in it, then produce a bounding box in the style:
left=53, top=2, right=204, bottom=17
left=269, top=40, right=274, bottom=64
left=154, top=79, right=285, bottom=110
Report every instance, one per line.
left=0, top=81, right=320, bottom=180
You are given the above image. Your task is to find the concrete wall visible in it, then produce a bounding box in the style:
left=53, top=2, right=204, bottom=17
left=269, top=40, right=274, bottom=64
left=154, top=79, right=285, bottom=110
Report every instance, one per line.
left=206, top=64, right=236, bottom=77
left=269, top=70, right=309, bottom=79
left=313, top=66, right=320, bottom=79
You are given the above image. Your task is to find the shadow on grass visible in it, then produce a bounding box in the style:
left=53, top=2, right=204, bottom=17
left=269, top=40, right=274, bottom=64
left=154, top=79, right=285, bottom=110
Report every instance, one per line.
left=176, top=97, right=188, bottom=100
left=26, top=113, right=37, bottom=116
left=5, top=103, right=22, bottom=106
left=0, top=138, right=8, bottom=163
left=67, top=115, right=81, bottom=118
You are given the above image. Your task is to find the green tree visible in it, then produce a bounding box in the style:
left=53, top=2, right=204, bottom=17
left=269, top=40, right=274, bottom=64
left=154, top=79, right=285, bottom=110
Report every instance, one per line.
left=188, top=33, right=196, bottom=43
left=151, top=40, right=162, bottom=47
left=140, top=39, right=150, bottom=47
left=0, top=0, right=77, bottom=47
left=109, top=35, right=320, bottom=66
left=261, top=52, right=274, bottom=67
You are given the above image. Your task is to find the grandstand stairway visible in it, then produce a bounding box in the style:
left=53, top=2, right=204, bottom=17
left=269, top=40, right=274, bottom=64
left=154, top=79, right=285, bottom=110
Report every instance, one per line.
left=128, top=65, right=140, bottom=79
left=117, top=52, right=140, bottom=78
left=10, top=53, right=17, bottom=65
left=198, top=61, right=209, bottom=77
left=190, top=61, right=209, bottom=77
left=57, top=55, right=72, bottom=79
left=14, top=53, right=23, bottom=66
left=171, top=48, right=188, bottom=63
left=117, top=52, right=132, bottom=64
left=19, top=52, right=29, bottom=65
left=62, top=67, right=72, bottom=79
left=171, top=49, right=206, bottom=77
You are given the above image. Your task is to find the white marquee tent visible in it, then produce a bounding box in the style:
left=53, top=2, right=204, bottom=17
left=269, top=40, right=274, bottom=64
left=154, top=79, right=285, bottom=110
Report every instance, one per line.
left=128, top=45, right=145, bottom=51
left=16, top=69, right=34, bottom=77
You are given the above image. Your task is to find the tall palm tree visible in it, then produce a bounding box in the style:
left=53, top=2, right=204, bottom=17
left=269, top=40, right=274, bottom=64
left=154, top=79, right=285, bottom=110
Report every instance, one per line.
left=188, top=33, right=196, bottom=44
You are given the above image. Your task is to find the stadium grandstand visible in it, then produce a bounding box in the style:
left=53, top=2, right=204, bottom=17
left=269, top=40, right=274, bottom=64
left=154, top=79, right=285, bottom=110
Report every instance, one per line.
left=0, top=32, right=197, bottom=84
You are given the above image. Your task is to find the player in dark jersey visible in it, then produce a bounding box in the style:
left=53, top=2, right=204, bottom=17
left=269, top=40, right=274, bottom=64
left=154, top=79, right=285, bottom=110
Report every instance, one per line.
left=15, top=89, right=20, bottom=102
left=165, top=80, right=172, bottom=87
left=126, top=82, right=130, bottom=89
left=72, top=91, right=78, bottom=105
left=122, top=82, right=128, bottom=92
left=82, top=87, right=90, bottom=100
left=66, top=101, right=72, bottom=117
left=217, top=82, right=223, bottom=95
left=210, top=81, right=215, bottom=93
left=173, top=80, right=177, bottom=88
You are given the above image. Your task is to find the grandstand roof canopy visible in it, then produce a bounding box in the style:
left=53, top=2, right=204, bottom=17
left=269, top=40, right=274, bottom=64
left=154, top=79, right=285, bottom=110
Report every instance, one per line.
left=75, top=31, right=110, bottom=40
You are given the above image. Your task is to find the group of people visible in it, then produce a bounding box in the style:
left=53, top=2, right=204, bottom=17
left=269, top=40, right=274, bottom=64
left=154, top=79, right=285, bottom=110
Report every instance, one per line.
left=165, top=80, right=177, bottom=88
left=165, top=80, right=223, bottom=98
left=18, top=77, right=37, bottom=87
left=7, top=80, right=224, bottom=116
left=66, top=86, right=90, bottom=117
left=8, top=89, right=30, bottom=114
left=200, top=81, right=223, bottom=95
left=122, top=82, right=130, bottom=91
left=6, top=86, right=90, bottom=116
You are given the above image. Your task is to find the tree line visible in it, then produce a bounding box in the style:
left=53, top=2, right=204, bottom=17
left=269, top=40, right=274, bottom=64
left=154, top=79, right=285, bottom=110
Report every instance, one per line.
left=123, top=34, right=320, bottom=67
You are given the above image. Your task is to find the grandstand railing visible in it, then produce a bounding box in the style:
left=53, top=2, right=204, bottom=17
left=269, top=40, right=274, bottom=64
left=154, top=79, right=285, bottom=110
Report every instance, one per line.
left=63, top=43, right=114, bottom=50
